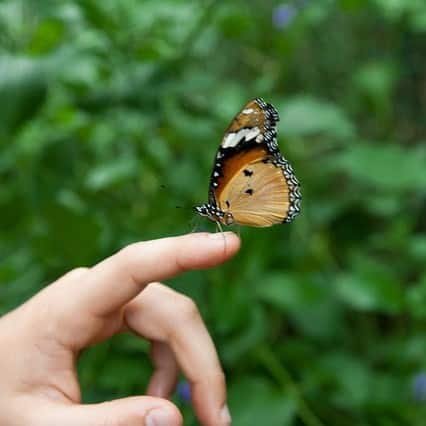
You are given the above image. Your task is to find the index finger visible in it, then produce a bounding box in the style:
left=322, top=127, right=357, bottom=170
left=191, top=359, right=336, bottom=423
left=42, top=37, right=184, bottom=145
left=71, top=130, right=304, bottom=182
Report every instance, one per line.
left=67, top=232, right=240, bottom=317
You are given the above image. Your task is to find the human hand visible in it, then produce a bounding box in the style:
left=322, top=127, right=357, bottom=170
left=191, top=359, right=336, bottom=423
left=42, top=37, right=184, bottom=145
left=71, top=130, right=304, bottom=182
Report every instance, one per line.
left=0, top=232, right=240, bottom=426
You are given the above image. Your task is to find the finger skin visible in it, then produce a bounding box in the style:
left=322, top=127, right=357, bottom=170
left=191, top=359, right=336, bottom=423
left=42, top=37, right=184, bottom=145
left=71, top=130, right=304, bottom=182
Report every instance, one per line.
left=58, top=232, right=240, bottom=319
left=24, top=396, right=183, bottom=426
left=147, top=341, right=179, bottom=398
left=124, top=283, right=230, bottom=426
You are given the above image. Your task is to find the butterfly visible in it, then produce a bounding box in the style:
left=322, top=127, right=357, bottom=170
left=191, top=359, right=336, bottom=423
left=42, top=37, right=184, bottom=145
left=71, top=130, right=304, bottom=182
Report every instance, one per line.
left=194, top=98, right=301, bottom=227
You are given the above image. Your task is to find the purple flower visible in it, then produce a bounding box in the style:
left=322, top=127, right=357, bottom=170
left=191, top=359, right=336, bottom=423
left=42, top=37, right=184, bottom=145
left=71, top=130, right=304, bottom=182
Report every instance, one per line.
left=176, top=380, right=191, bottom=404
left=272, top=3, right=298, bottom=29
left=412, top=372, right=426, bottom=402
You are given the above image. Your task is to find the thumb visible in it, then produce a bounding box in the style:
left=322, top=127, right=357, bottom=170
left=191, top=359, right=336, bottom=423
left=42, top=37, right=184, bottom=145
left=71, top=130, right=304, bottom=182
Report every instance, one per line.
left=46, top=397, right=182, bottom=426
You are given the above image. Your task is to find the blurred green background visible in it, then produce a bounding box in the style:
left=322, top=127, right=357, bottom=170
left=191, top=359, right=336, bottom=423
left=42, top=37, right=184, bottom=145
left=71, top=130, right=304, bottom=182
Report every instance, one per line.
left=1, top=0, right=426, bottom=424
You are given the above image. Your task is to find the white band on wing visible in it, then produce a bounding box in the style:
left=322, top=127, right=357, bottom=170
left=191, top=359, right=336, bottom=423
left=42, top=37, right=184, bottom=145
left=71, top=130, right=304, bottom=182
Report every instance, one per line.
left=221, top=126, right=261, bottom=148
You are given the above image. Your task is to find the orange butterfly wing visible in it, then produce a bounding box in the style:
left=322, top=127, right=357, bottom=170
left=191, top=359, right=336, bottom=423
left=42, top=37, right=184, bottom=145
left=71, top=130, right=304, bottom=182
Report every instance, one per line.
left=196, top=98, right=301, bottom=227
left=214, top=146, right=291, bottom=227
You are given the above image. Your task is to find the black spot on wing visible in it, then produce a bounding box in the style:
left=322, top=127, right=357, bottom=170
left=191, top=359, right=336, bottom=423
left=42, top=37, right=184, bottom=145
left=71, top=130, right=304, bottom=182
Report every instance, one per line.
left=245, top=189, right=254, bottom=195
left=243, top=169, right=253, bottom=176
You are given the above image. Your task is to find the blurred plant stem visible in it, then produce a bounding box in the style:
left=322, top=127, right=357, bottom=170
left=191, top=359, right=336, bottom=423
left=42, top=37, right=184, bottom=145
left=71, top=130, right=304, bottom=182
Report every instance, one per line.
left=255, top=345, right=325, bottom=426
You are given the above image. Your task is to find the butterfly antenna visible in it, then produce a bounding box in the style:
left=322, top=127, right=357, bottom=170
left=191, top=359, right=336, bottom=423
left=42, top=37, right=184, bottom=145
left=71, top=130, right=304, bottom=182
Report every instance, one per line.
left=159, top=185, right=189, bottom=210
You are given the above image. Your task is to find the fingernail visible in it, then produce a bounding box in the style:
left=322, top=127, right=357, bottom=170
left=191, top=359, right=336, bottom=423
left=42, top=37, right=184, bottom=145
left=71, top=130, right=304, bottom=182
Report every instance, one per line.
left=220, top=404, right=232, bottom=424
left=146, top=408, right=175, bottom=426
left=208, top=232, right=234, bottom=240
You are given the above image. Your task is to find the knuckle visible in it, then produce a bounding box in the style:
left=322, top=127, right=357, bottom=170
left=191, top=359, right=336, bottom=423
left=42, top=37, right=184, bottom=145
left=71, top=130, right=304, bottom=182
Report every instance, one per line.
left=175, top=295, right=200, bottom=322
left=215, top=370, right=227, bottom=387
left=202, top=370, right=227, bottom=391
left=119, top=242, right=139, bottom=262
left=148, top=282, right=174, bottom=296
left=70, top=266, right=89, bottom=275
left=62, top=267, right=90, bottom=281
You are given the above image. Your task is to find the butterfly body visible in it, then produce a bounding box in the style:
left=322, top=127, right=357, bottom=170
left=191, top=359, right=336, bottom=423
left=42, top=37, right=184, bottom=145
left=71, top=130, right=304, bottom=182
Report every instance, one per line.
left=195, top=98, right=301, bottom=227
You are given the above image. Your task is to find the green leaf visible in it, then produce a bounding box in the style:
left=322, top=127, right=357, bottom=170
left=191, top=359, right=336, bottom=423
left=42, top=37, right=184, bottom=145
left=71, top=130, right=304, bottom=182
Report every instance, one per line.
left=407, top=274, right=426, bottom=319
left=85, top=157, right=138, bottom=191
left=373, top=0, right=410, bottom=20
left=222, top=306, right=268, bottom=365
left=337, top=143, right=426, bottom=191
left=0, top=56, right=48, bottom=135
left=353, top=61, right=397, bottom=113
left=257, top=273, right=327, bottom=312
left=408, top=235, right=426, bottom=262
left=318, top=353, right=373, bottom=408
left=229, top=377, right=296, bottom=426
left=336, top=255, right=404, bottom=313
left=257, top=273, right=343, bottom=339
left=278, top=96, right=355, bottom=139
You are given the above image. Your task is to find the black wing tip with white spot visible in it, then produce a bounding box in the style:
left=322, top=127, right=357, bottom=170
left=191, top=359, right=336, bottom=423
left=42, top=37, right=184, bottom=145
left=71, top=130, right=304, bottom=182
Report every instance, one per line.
left=254, top=97, right=280, bottom=125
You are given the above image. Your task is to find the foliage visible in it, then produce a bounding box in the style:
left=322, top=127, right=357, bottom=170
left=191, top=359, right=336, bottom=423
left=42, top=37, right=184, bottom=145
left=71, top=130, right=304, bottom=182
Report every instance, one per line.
left=1, top=0, right=426, bottom=424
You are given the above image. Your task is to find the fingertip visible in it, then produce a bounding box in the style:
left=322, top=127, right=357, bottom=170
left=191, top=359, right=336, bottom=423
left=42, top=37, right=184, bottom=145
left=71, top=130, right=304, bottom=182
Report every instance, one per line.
left=145, top=402, right=183, bottom=426
left=55, top=396, right=183, bottom=426
left=206, top=231, right=241, bottom=257
left=182, top=232, right=240, bottom=254
left=226, top=231, right=241, bottom=255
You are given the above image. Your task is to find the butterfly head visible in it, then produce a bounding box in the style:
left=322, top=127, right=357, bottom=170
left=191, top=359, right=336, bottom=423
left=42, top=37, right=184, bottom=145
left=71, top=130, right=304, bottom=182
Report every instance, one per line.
left=194, top=204, right=234, bottom=226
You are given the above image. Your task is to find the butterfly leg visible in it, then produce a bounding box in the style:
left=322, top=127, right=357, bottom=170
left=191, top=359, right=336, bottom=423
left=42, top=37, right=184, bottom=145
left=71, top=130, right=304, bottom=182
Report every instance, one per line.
left=216, top=221, right=224, bottom=234
left=215, top=221, right=228, bottom=253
